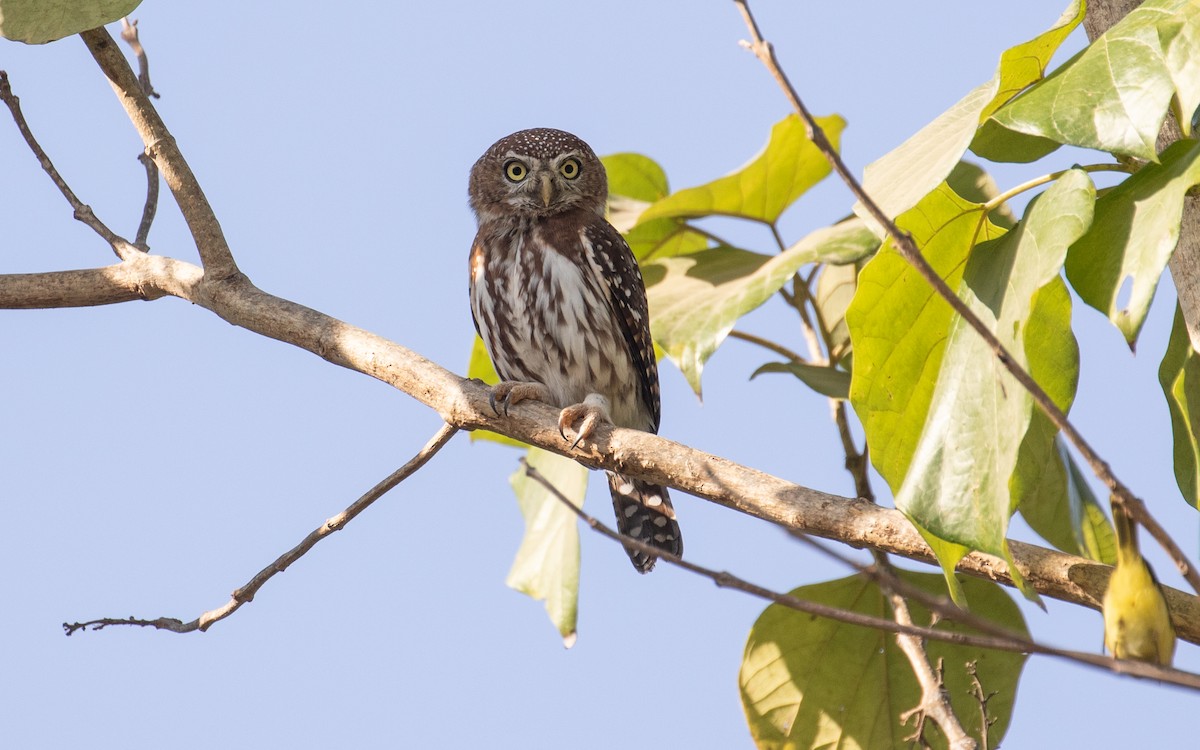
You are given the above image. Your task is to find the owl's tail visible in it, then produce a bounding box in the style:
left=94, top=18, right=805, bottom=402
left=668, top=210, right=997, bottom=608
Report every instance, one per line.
left=607, top=472, right=682, bottom=573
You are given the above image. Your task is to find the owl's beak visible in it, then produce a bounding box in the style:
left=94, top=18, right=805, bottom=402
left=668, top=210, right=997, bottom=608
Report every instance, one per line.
left=540, top=173, right=554, bottom=207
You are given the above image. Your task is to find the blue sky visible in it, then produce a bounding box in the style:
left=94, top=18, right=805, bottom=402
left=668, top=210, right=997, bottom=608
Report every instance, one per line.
left=2, top=2, right=1196, bottom=747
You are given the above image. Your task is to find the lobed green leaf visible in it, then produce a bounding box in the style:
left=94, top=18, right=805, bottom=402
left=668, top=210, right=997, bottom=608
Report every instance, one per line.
left=739, top=573, right=1027, bottom=750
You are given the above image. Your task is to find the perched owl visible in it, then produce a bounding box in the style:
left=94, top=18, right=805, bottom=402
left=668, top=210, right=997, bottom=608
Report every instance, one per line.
left=468, top=128, right=682, bottom=573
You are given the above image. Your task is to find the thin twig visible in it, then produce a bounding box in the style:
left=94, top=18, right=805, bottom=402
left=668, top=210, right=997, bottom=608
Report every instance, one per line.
left=64, top=423, right=460, bottom=635
left=0, top=71, right=140, bottom=260
left=728, top=329, right=806, bottom=363
left=133, top=152, right=160, bottom=249
left=731, top=0, right=1200, bottom=596
left=119, top=18, right=159, bottom=99
left=966, top=661, right=997, bottom=750
left=521, top=460, right=1200, bottom=690
left=118, top=19, right=161, bottom=249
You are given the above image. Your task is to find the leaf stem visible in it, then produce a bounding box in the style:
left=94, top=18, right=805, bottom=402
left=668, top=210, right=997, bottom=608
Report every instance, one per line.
left=983, top=163, right=1132, bottom=214
left=728, top=329, right=806, bottom=363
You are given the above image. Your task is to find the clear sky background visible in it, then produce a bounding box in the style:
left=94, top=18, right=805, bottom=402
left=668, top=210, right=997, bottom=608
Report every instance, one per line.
left=2, top=2, right=1196, bottom=747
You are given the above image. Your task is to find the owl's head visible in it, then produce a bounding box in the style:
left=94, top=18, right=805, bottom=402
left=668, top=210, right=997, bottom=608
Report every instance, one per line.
left=468, top=128, right=608, bottom=222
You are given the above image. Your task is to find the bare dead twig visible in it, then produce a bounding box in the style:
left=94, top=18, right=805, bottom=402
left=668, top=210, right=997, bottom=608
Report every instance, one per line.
left=730, top=0, right=1200, bottom=596
left=966, top=661, right=998, bottom=750
left=0, top=71, right=140, bottom=260
left=119, top=18, right=161, bottom=249
left=521, top=460, right=1200, bottom=690
left=64, top=423, right=460, bottom=636
left=119, top=18, right=159, bottom=99
left=133, top=152, right=160, bottom=249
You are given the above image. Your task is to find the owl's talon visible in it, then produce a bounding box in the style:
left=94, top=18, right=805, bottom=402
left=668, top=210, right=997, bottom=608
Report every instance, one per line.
left=559, top=393, right=611, bottom=449
left=488, top=381, right=549, bottom=417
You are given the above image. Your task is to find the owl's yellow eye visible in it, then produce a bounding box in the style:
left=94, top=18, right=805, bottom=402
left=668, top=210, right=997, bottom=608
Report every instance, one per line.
left=504, top=161, right=528, bottom=182
left=559, top=158, right=581, bottom=180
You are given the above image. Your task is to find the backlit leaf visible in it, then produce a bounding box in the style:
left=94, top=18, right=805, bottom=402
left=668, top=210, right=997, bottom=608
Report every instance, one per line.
left=740, top=573, right=1027, bottom=750
left=894, top=170, right=1094, bottom=600
left=506, top=448, right=587, bottom=646
left=1066, top=138, right=1200, bottom=345
left=648, top=220, right=877, bottom=395
left=979, top=0, right=1200, bottom=161
left=858, top=1, right=1082, bottom=227
left=1158, top=304, right=1200, bottom=508
left=638, top=114, right=844, bottom=225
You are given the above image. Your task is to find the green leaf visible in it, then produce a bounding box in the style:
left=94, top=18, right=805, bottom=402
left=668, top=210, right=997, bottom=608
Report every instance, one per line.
left=0, top=0, right=141, bottom=44
left=638, top=114, right=844, bottom=225
left=623, top=215, right=711, bottom=261
left=894, top=170, right=1094, bottom=600
left=739, top=572, right=1028, bottom=750
left=848, top=183, right=1007, bottom=493
left=466, top=334, right=526, bottom=449
left=750, top=362, right=851, bottom=400
left=981, top=0, right=1200, bottom=161
left=506, top=448, right=587, bottom=646
left=945, top=161, right=1017, bottom=229
left=814, top=260, right=863, bottom=365
left=857, top=1, right=1083, bottom=226
left=1008, top=278, right=1116, bottom=563
left=1158, top=304, right=1200, bottom=508
left=647, top=220, right=877, bottom=395
left=601, top=153, right=669, bottom=202
left=1066, top=138, right=1200, bottom=345
left=1063, top=440, right=1119, bottom=565
left=601, top=154, right=712, bottom=261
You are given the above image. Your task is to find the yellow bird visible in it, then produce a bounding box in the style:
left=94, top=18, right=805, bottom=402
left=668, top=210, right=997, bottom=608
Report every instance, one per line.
left=1102, top=503, right=1176, bottom=666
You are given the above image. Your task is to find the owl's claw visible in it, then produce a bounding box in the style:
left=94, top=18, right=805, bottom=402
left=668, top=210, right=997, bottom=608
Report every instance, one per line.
left=488, top=381, right=549, bottom=417
left=558, top=393, right=612, bottom=450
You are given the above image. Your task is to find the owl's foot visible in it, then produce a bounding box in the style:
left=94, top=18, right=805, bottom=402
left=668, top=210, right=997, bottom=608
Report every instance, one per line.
left=488, top=381, right=550, bottom=416
left=558, top=393, right=611, bottom=450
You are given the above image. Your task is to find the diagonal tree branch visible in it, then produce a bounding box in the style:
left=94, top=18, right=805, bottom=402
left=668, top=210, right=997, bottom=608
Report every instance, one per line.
left=731, top=0, right=1200, bottom=596
left=2, top=253, right=1199, bottom=645
left=0, top=71, right=139, bottom=260
left=521, top=461, right=1200, bottom=691
left=1, top=15, right=1196, bottom=658
left=64, top=422, right=460, bottom=635
left=80, top=28, right=238, bottom=279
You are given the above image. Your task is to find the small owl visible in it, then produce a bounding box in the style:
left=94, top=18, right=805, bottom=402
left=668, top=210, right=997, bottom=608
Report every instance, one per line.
left=468, top=128, right=682, bottom=573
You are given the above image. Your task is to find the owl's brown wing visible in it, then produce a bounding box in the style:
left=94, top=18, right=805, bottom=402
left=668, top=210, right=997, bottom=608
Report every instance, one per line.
left=580, top=215, right=661, bottom=433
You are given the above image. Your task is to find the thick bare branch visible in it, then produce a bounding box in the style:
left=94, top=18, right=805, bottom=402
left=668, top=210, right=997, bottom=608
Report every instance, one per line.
left=0, top=256, right=200, bottom=308
left=5, top=248, right=1199, bottom=645
left=79, top=28, right=238, bottom=279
